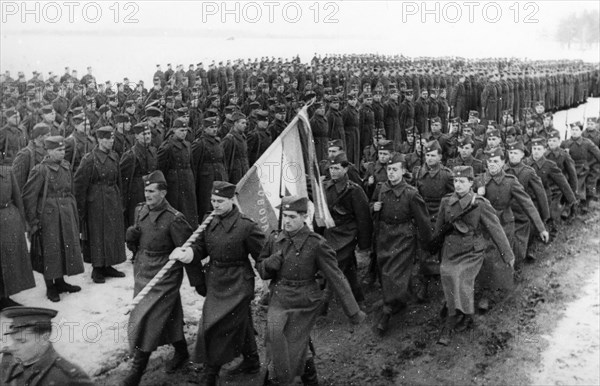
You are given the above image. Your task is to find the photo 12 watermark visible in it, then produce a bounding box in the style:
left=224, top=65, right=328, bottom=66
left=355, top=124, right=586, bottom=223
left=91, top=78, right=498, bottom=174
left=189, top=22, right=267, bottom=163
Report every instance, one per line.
left=199, top=1, right=340, bottom=24
left=400, top=1, right=540, bottom=24
left=1, top=1, right=141, bottom=24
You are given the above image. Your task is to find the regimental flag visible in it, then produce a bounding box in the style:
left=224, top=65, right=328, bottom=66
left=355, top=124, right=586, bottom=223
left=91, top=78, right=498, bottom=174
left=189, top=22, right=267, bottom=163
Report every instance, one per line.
left=235, top=106, right=334, bottom=234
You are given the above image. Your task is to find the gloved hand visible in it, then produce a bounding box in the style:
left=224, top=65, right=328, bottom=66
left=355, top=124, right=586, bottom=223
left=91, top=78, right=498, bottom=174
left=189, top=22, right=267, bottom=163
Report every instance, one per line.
left=169, top=247, right=194, bottom=264
left=263, top=251, right=284, bottom=272
left=125, top=225, right=141, bottom=243
left=349, top=310, right=367, bottom=325
left=126, top=242, right=138, bottom=254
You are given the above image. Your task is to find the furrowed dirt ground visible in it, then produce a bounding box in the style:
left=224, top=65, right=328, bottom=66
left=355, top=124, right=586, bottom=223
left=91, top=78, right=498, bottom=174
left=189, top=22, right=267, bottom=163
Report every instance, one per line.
left=76, top=202, right=599, bottom=386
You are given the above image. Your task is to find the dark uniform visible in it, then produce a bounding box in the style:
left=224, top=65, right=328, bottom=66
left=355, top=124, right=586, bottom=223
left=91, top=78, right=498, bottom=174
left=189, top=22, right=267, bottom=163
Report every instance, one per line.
left=246, top=114, right=272, bottom=166
left=11, top=134, right=47, bottom=190
left=342, top=99, right=361, bottom=165
left=0, top=120, right=27, bottom=166
left=64, top=130, right=96, bottom=173
left=310, top=107, right=329, bottom=162
left=561, top=131, right=600, bottom=205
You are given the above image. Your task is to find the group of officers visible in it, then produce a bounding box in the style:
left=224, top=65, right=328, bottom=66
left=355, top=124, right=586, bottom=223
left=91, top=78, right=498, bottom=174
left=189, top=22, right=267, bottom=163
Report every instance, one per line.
left=0, top=54, right=600, bottom=385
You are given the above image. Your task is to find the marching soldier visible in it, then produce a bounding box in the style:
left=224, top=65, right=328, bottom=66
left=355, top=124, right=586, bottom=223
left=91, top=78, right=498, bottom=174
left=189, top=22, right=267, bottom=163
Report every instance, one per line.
left=546, top=129, right=578, bottom=197
left=446, top=136, right=485, bottom=176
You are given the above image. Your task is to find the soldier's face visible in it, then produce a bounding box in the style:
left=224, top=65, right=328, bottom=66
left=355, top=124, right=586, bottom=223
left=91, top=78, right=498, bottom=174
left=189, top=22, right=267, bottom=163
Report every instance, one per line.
left=329, top=164, right=348, bottom=181
left=387, top=162, right=403, bottom=184
left=3, top=327, right=50, bottom=363
left=535, top=105, right=544, bottom=114
left=458, top=144, right=474, bottom=158
left=327, top=147, right=342, bottom=159
left=453, top=177, right=473, bottom=196
left=487, top=136, right=501, bottom=148
left=205, top=126, right=218, bottom=137
left=173, top=127, right=188, bottom=140
left=531, top=145, right=545, bottom=161
left=145, top=184, right=167, bottom=208
left=282, top=210, right=307, bottom=233
left=47, top=146, right=66, bottom=162
left=378, top=150, right=391, bottom=164
left=547, top=137, right=561, bottom=150
left=486, top=156, right=504, bottom=175
left=126, top=106, right=136, bottom=114
left=570, top=126, right=582, bottom=138
left=211, top=195, right=234, bottom=215
left=7, top=114, right=19, bottom=125
left=508, top=149, right=524, bottom=164
left=431, top=123, right=442, bottom=134
left=257, top=120, right=268, bottom=129
left=234, top=119, right=247, bottom=132
left=98, top=135, right=115, bottom=151
left=425, top=150, right=442, bottom=167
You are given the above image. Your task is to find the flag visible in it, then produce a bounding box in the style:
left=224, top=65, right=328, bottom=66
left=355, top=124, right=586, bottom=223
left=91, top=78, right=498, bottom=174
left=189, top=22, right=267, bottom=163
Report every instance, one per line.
left=235, top=106, right=334, bottom=234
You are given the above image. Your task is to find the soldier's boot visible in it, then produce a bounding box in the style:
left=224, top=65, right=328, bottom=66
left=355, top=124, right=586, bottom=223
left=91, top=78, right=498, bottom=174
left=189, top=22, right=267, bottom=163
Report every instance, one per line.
left=91, top=267, right=106, bottom=284
left=45, top=280, right=60, bottom=302
left=437, top=323, right=452, bottom=346
left=54, top=277, right=81, bottom=293
left=300, top=357, right=319, bottom=386
left=455, top=314, right=474, bottom=332
left=205, top=365, right=221, bottom=386
left=165, top=340, right=189, bottom=373
left=121, top=349, right=150, bottom=386
left=228, top=350, right=260, bottom=375
left=376, top=312, right=391, bottom=336
left=103, top=265, right=126, bottom=278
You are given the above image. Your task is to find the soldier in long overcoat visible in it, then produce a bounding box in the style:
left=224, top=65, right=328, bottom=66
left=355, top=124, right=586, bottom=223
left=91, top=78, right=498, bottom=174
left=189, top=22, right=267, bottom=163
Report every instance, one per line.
left=192, top=117, right=228, bottom=218
left=0, top=166, right=35, bottom=308
left=121, top=171, right=195, bottom=386
left=22, top=136, right=84, bottom=302
left=74, top=126, right=126, bottom=284
left=120, top=122, right=157, bottom=228
left=309, top=102, right=329, bottom=162
left=64, top=113, right=96, bottom=172
left=157, top=118, right=198, bottom=228
left=11, top=123, right=49, bottom=190
left=246, top=110, right=272, bottom=166
left=222, top=112, right=250, bottom=184
left=171, top=181, right=266, bottom=386
left=256, top=196, right=366, bottom=385
left=359, top=94, right=376, bottom=152
left=342, top=95, right=361, bottom=165
left=383, top=90, right=401, bottom=143
left=371, top=153, right=431, bottom=334
left=0, top=108, right=27, bottom=166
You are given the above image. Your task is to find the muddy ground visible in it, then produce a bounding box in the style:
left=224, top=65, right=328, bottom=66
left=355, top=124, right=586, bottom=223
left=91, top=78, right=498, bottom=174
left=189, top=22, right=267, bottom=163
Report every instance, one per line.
left=90, top=202, right=600, bottom=386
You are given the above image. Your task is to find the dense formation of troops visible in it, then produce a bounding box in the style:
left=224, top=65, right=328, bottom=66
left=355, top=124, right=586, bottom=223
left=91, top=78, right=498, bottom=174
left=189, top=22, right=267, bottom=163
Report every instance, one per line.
left=1, top=55, right=599, bottom=385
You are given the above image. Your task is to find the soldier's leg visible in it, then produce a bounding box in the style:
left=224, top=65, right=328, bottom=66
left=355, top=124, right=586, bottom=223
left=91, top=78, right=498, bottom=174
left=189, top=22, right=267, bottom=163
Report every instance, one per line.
left=300, top=356, right=319, bottom=386
left=122, top=349, right=151, bottom=386
left=512, top=217, right=530, bottom=265
left=166, top=339, right=190, bottom=373
left=229, top=307, right=260, bottom=375
left=341, top=254, right=364, bottom=302
left=45, top=279, right=60, bottom=302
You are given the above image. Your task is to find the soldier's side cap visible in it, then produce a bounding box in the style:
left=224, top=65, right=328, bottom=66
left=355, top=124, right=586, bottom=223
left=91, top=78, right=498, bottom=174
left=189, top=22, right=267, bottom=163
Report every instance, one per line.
left=487, top=128, right=501, bottom=138
left=256, top=110, right=269, bottom=121
left=231, top=111, right=247, bottom=122
left=377, top=140, right=394, bottom=152
left=469, top=110, right=479, bottom=118
left=458, top=136, right=474, bottom=147
left=115, top=114, right=130, bottom=123
left=172, top=118, right=189, bottom=129
left=132, top=122, right=149, bottom=134
left=277, top=195, right=309, bottom=213
left=330, top=152, right=349, bottom=166
left=96, top=126, right=114, bottom=138
left=535, top=101, right=544, bottom=106
left=507, top=141, right=525, bottom=152
left=44, top=135, right=66, bottom=150
left=328, top=139, right=344, bottom=149
left=98, top=105, right=110, bottom=114
left=143, top=170, right=167, bottom=187
left=452, top=166, right=474, bottom=179
left=387, top=153, right=405, bottom=165
left=531, top=137, right=547, bottom=147
left=547, top=130, right=561, bottom=140
left=275, top=104, right=287, bottom=113
left=145, top=106, right=162, bottom=118
left=1, top=306, right=58, bottom=335
left=329, top=95, right=340, bottom=102
left=543, top=112, right=553, bottom=119
left=204, top=108, right=219, bottom=117
left=570, top=121, right=583, bottom=128
left=224, top=105, right=237, bottom=113
left=431, top=117, right=442, bottom=124
left=402, top=89, right=413, bottom=94
left=484, top=147, right=505, bottom=159
left=212, top=181, right=236, bottom=198
left=249, top=101, right=261, bottom=108
left=31, top=123, right=51, bottom=139
left=41, top=104, right=54, bottom=114
left=424, top=140, right=442, bottom=153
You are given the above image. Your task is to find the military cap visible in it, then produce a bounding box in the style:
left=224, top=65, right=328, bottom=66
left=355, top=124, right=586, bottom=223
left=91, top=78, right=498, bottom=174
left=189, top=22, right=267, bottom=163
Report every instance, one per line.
left=506, top=126, right=520, bottom=136
left=531, top=137, right=547, bottom=147
left=285, top=93, right=295, bottom=101
left=587, top=117, right=598, bottom=124
left=204, top=108, right=219, bottom=118
left=275, top=104, right=287, bottom=114
left=44, top=135, right=66, bottom=150
left=328, top=139, right=344, bottom=149
left=329, top=95, right=340, bottom=103
left=212, top=181, right=236, bottom=198
left=208, top=95, right=220, bottom=103
left=98, top=105, right=110, bottom=114
left=569, top=121, right=583, bottom=129
left=143, top=170, right=167, bottom=187
left=487, top=128, right=501, bottom=138
left=387, top=153, right=405, bottom=165
left=363, top=92, right=373, bottom=99
left=267, top=97, right=278, bottom=106
left=124, top=99, right=135, bottom=107
left=231, top=111, right=247, bottom=122
left=41, top=104, right=54, bottom=114
left=172, top=118, right=189, bottom=129
left=255, top=110, right=269, bottom=121
left=424, top=140, right=442, bottom=154
left=402, top=89, right=413, bottom=94
left=452, top=166, right=474, bottom=179
left=95, top=126, right=114, bottom=139
left=347, top=94, right=356, bottom=101
left=1, top=306, right=58, bottom=335
left=145, top=106, right=162, bottom=118
left=450, top=117, right=461, bottom=124
left=543, top=112, right=553, bottom=119
left=469, top=110, right=479, bottom=118
left=377, top=140, right=394, bottom=152
left=277, top=195, right=308, bottom=213
left=303, top=91, right=316, bottom=101
left=431, top=117, right=442, bottom=124
left=132, top=122, right=149, bottom=134
left=458, top=136, right=474, bottom=147
left=329, top=152, right=349, bottom=166
left=203, top=117, right=218, bottom=128
left=535, top=101, right=544, bottom=107
left=547, top=130, right=561, bottom=140
left=31, top=123, right=51, bottom=139
left=484, top=147, right=505, bottom=159
left=175, top=107, right=189, bottom=117
left=249, top=101, right=261, bottom=109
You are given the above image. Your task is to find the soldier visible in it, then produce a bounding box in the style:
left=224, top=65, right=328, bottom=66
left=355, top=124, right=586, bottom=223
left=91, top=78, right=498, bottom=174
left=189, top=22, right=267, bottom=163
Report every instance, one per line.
left=450, top=74, right=467, bottom=122
left=74, top=126, right=127, bottom=284
left=414, top=89, right=430, bottom=137
left=359, top=92, right=376, bottom=151
left=383, top=88, right=401, bottom=143
left=222, top=111, right=250, bottom=184
left=370, top=153, right=432, bottom=334
left=318, top=141, right=362, bottom=184
left=561, top=122, right=600, bottom=213
left=145, top=106, right=166, bottom=149
left=446, top=136, right=485, bottom=176
left=0, top=165, right=35, bottom=310
left=11, top=123, right=49, bottom=191
left=504, top=141, right=550, bottom=263
left=412, top=140, right=454, bottom=301
left=120, top=122, right=157, bottom=228
left=545, top=129, right=578, bottom=197
left=0, top=307, right=93, bottom=385
left=169, top=181, right=266, bottom=386
left=326, top=95, right=345, bottom=148
left=157, top=118, right=198, bottom=228
left=39, top=105, right=61, bottom=135
left=322, top=152, right=372, bottom=307
left=113, top=114, right=135, bottom=159
left=309, top=101, right=329, bottom=162
left=267, top=104, right=287, bottom=139
left=64, top=112, right=96, bottom=172
left=247, top=110, right=272, bottom=166
left=256, top=196, right=366, bottom=385
left=525, top=138, right=577, bottom=239
left=399, top=89, right=415, bottom=144
left=435, top=166, right=514, bottom=344
left=22, top=136, right=84, bottom=302
left=0, top=108, right=26, bottom=166
left=121, top=171, right=196, bottom=386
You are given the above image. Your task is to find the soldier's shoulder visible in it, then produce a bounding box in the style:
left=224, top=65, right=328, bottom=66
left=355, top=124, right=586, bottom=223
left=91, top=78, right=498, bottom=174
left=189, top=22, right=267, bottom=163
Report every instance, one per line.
left=440, top=165, right=453, bottom=175
left=50, top=355, right=92, bottom=384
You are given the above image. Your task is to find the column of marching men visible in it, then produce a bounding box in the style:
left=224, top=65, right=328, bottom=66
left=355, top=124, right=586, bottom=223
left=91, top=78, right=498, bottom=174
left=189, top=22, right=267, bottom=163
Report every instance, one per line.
left=1, top=55, right=600, bottom=385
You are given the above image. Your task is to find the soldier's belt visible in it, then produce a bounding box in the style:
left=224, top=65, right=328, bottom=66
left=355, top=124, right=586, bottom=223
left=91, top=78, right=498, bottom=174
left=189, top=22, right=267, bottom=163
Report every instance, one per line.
left=276, top=278, right=316, bottom=287
left=212, top=260, right=246, bottom=267
left=140, top=249, right=172, bottom=257
left=381, top=217, right=412, bottom=225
